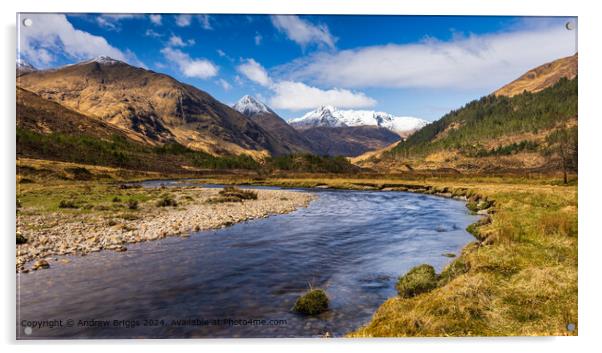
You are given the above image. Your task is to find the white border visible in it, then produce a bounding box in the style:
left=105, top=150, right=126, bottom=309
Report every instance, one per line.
left=2, top=1, right=601, bottom=352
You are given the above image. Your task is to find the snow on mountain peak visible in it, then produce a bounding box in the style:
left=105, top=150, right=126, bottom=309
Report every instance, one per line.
left=290, top=106, right=429, bottom=136
left=85, top=56, right=123, bottom=65
left=233, top=95, right=274, bottom=116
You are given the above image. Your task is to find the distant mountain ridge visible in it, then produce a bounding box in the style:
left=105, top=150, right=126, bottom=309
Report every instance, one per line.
left=290, top=105, right=429, bottom=137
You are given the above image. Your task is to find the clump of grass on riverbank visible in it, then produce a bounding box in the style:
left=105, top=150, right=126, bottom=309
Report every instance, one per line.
left=207, top=186, right=258, bottom=203
left=396, top=264, right=438, bottom=298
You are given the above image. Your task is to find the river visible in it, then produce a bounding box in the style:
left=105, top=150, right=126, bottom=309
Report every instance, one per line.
left=17, top=184, right=479, bottom=339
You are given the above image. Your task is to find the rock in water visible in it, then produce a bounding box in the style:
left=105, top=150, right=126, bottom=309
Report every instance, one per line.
left=32, top=259, right=50, bottom=270
left=293, top=289, right=329, bottom=315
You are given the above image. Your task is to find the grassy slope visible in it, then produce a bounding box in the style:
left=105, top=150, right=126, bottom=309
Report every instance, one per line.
left=196, top=176, right=577, bottom=336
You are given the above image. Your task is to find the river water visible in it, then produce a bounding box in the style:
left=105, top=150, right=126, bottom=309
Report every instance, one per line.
left=17, top=185, right=478, bottom=339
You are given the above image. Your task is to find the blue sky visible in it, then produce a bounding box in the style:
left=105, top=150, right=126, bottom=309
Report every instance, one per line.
left=18, top=14, right=577, bottom=121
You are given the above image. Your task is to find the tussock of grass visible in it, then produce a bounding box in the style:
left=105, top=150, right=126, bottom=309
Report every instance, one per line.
left=396, top=264, right=438, bottom=298
left=126, top=199, right=139, bottom=210
left=293, top=288, right=329, bottom=315
left=58, top=199, right=78, bottom=209
left=156, top=195, right=177, bottom=207
left=207, top=186, right=258, bottom=203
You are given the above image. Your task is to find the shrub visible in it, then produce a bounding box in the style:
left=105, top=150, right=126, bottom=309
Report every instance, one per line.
left=293, top=289, right=329, bottom=315
left=112, top=196, right=122, bottom=203
left=156, top=196, right=177, bottom=207
left=58, top=199, right=78, bottom=209
left=396, top=264, right=438, bottom=298
left=127, top=199, right=139, bottom=210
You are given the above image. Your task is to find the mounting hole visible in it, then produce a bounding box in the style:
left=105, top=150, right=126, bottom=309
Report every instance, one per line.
left=24, top=326, right=32, bottom=335
left=565, top=21, right=575, bottom=31
left=22, top=18, right=33, bottom=27
left=567, top=323, right=576, bottom=332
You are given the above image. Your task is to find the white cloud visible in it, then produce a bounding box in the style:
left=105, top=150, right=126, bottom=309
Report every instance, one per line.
left=145, top=29, right=162, bottom=38
left=149, top=14, right=162, bottom=25
left=270, top=15, right=336, bottom=49
left=270, top=81, right=376, bottom=110
left=18, top=14, right=141, bottom=67
left=161, top=47, right=218, bottom=79
left=254, top=33, right=263, bottom=45
left=236, top=58, right=375, bottom=111
left=277, top=23, right=577, bottom=90
left=168, top=35, right=194, bottom=47
left=175, top=14, right=192, bottom=27
left=217, top=78, right=232, bottom=91
left=217, top=49, right=226, bottom=57
left=95, top=14, right=142, bottom=31
left=236, top=59, right=272, bottom=87
left=197, top=15, right=212, bottom=30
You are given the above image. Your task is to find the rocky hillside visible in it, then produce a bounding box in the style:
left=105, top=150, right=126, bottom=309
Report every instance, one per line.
left=17, top=57, right=295, bottom=158
left=494, top=53, right=577, bottom=97
left=232, top=95, right=314, bottom=154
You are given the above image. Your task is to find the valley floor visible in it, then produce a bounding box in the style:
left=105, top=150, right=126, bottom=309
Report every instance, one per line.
left=16, top=158, right=578, bottom=336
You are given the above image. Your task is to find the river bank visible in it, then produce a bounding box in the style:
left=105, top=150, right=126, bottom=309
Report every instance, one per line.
left=16, top=183, right=315, bottom=272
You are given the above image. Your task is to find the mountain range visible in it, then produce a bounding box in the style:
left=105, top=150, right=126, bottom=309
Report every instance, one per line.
left=290, top=105, right=429, bottom=137
left=232, top=96, right=410, bottom=157
left=16, top=53, right=577, bottom=174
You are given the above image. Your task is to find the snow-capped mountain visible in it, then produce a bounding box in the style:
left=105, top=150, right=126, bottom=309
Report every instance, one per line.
left=232, top=95, right=274, bottom=116
left=290, top=106, right=429, bottom=137
left=85, top=56, right=123, bottom=65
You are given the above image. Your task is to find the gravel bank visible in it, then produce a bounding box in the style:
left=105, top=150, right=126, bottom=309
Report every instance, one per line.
left=16, top=187, right=315, bottom=272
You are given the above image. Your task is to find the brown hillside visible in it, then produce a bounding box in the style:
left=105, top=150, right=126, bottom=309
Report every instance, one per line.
left=17, top=58, right=293, bottom=157
left=494, top=53, right=577, bottom=97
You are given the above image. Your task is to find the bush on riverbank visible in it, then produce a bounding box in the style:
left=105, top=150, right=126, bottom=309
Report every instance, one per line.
left=293, top=288, right=329, bottom=315
left=396, top=264, right=438, bottom=298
